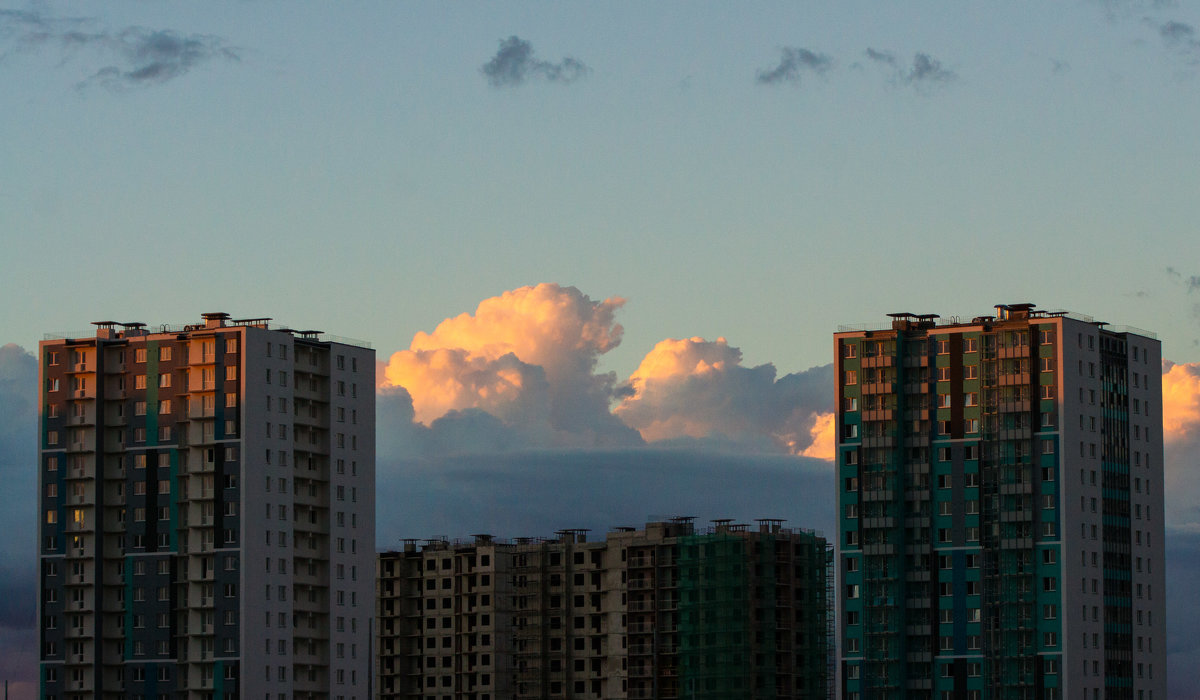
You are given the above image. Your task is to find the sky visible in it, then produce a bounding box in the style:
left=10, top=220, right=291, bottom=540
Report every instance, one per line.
left=2, top=1, right=1200, bottom=697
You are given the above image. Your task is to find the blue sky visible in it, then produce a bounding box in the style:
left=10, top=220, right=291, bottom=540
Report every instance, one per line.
left=4, top=1, right=1200, bottom=697
left=2, top=1, right=1199, bottom=376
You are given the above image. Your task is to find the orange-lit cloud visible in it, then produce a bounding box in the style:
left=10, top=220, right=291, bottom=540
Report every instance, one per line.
left=378, top=284, right=834, bottom=457
left=381, top=283, right=638, bottom=447
left=800, top=412, right=835, bottom=461
left=615, top=336, right=831, bottom=455
left=1163, top=361, right=1200, bottom=444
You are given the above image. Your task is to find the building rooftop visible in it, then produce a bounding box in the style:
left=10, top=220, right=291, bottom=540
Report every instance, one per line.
left=838, top=303, right=1156, bottom=339
left=45, top=312, right=372, bottom=347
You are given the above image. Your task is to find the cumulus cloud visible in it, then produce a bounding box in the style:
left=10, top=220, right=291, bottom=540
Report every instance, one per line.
left=615, top=336, right=832, bottom=455
left=1163, top=361, right=1200, bottom=442
left=481, top=36, right=590, bottom=87
left=0, top=9, right=238, bottom=91
left=755, top=47, right=833, bottom=85
left=800, top=412, right=835, bottom=460
left=381, top=283, right=640, bottom=449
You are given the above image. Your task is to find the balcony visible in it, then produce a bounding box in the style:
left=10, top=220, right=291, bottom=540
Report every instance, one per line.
left=998, top=373, right=1031, bottom=387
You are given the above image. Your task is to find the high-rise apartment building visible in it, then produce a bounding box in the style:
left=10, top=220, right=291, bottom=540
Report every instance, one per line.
left=834, top=304, right=1165, bottom=700
left=38, top=313, right=375, bottom=700
left=377, top=518, right=831, bottom=700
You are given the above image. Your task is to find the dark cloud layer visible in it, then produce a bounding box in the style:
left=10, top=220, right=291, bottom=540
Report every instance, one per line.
left=1166, top=529, right=1200, bottom=699
left=481, top=36, right=590, bottom=87
left=755, top=47, right=833, bottom=85
left=0, top=344, right=37, bottom=693
left=0, top=9, right=238, bottom=90
left=376, top=448, right=835, bottom=545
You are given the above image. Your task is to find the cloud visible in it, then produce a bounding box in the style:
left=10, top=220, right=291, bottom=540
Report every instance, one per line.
left=481, top=36, right=590, bottom=87
left=1151, top=19, right=1200, bottom=63
left=0, top=9, right=238, bottom=90
left=381, top=283, right=640, bottom=449
left=1160, top=19, right=1196, bottom=43
left=862, top=48, right=956, bottom=91
left=0, top=344, right=37, bottom=693
left=1163, top=361, right=1200, bottom=443
left=755, top=47, right=833, bottom=85
left=865, top=47, right=897, bottom=66
left=1166, top=529, right=1200, bottom=700
left=1159, top=362, right=1200, bottom=536
left=615, top=336, right=832, bottom=455
left=800, top=412, right=835, bottom=460
left=906, top=52, right=956, bottom=85
left=83, top=28, right=239, bottom=90
left=375, top=448, right=836, bottom=544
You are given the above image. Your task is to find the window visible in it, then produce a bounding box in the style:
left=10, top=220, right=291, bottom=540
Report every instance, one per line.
left=964, top=364, right=978, bottom=379
left=844, top=370, right=857, bottom=386
left=937, top=366, right=951, bottom=381
left=135, top=348, right=147, bottom=363
left=964, top=392, right=978, bottom=406
left=936, top=339, right=950, bottom=354
left=937, top=393, right=952, bottom=408
left=135, top=374, right=147, bottom=390
left=842, top=344, right=857, bottom=358
left=843, top=396, right=858, bottom=412
left=964, top=338, right=977, bottom=352
left=1040, top=385, right=1055, bottom=399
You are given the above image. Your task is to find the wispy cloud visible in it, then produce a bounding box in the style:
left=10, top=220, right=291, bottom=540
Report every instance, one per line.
left=863, top=47, right=957, bottom=91
left=1159, top=19, right=1196, bottom=43
left=755, top=47, right=833, bottom=85
left=481, top=36, right=590, bottom=87
left=82, top=28, right=239, bottom=90
left=0, top=9, right=238, bottom=90
left=906, top=52, right=956, bottom=85
left=865, top=47, right=897, bottom=66
left=1146, top=18, right=1200, bottom=65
